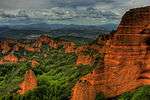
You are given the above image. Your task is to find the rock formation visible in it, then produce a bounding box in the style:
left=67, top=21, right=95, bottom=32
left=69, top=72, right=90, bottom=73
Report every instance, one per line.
left=76, top=55, right=95, bottom=65
left=31, top=59, right=39, bottom=68
left=36, top=35, right=60, bottom=49
left=3, top=54, right=18, bottom=63
left=48, top=40, right=59, bottom=49
left=33, top=40, right=43, bottom=48
left=25, top=47, right=35, bottom=52
left=37, top=35, right=51, bottom=44
left=1, top=41, right=11, bottom=54
left=64, top=42, right=76, bottom=53
left=75, top=46, right=88, bottom=54
left=17, top=70, right=37, bottom=94
left=71, top=6, right=150, bottom=100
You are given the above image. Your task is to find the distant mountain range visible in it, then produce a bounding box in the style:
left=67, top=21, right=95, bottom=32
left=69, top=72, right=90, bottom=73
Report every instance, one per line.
left=1, top=23, right=117, bottom=31
left=0, top=23, right=117, bottom=40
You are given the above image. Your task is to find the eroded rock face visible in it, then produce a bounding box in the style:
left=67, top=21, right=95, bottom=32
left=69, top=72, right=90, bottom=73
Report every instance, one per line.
left=17, top=70, right=37, bottom=94
left=72, top=80, right=96, bottom=100
left=71, top=6, right=150, bottom=100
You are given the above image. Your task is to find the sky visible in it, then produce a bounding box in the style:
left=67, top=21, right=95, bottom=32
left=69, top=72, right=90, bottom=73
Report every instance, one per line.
left=0, top=0, right=149, bottom=25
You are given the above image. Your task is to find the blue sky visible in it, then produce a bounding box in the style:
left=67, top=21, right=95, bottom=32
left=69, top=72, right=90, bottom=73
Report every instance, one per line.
left=0, top=0, right=149, bottom=25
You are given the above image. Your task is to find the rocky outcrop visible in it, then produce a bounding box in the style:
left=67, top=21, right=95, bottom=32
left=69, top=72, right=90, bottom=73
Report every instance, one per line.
left=17, top=70, right=37, bottom=94
left=0, top=41, right=11, bottom=54
left=48, top=40, right=59, bottom=49
left=33, top=41, right=43, bottom=48
left=75, top=46, right=88, bottom=54
left=3, top=54, right=18, bottom=63
left=72, top=80, right=96, bottom=100
left=64, top=42, right=76, bottom=53
left=76, top=55, right=95, bottom=65
left=37, top=35, right=51, bottom=44
left=25, top=46, right=40, bottom=52
left=75, top=46, right=101, bottom=65
left=25, top=47, right=35, bottom=52
left=31, top=59, right=39, bottom=68
left=37, top=35, right=60, bottom=49
left=71, top=6, right=150, bottom=100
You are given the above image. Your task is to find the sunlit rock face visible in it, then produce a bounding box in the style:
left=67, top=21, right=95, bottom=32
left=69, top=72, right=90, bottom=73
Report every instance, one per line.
left=71, top=6, right=150, bottom=100
left=17, top=70, right=37, bottom=94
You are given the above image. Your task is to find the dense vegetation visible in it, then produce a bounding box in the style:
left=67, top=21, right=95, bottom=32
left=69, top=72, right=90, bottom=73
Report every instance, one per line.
left=0, top=45, right=96, bottom=100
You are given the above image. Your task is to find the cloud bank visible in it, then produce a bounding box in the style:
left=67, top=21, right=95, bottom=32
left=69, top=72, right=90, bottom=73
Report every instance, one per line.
left=0, top=0, right=149, bottom=25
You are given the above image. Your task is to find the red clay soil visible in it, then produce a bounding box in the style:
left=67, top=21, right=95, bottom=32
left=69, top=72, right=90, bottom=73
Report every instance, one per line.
left=17, top=70, right=37, bottom=94
left=71, top=6, right=150, bottom=100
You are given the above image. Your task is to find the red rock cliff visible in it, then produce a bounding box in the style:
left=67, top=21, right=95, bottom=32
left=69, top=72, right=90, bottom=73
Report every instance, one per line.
left=71, top=6, right=150, bottom=100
